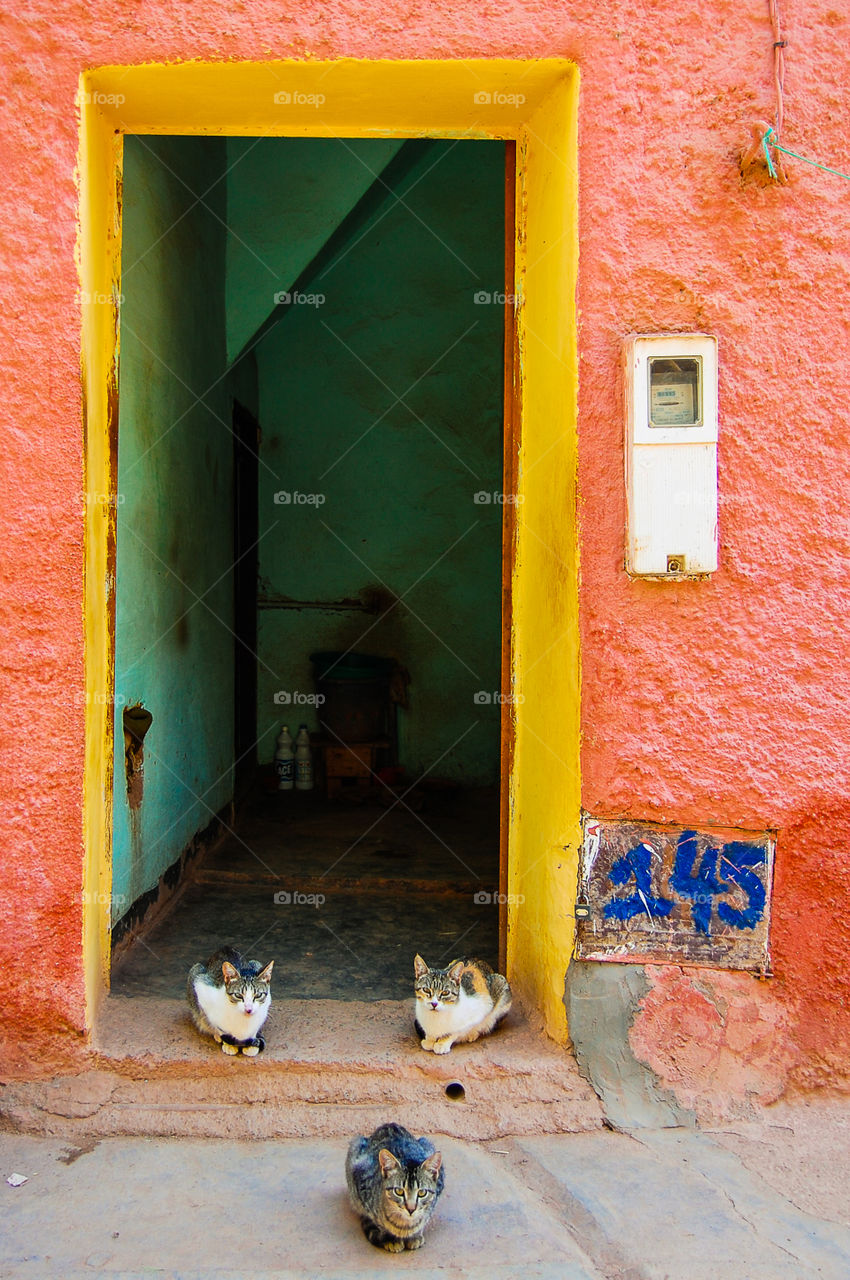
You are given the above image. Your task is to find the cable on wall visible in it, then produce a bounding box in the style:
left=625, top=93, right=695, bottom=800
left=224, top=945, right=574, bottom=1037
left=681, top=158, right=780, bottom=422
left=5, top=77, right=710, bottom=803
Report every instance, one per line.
left=741, top=0, right=850, bottom=186
left=740, top=0, right=788, bottom=183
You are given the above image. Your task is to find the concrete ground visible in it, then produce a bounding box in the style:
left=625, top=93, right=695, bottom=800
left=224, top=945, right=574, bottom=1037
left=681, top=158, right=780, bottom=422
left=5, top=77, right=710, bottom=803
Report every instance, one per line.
left=2, top=1099, right=849, bottom=1279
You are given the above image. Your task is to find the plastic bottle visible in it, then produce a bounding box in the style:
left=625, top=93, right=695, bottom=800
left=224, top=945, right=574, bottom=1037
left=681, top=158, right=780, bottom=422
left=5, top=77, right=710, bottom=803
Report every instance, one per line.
left=274, top=725, right=294, bottom=791
left=295, top=723, right=314, bottom=791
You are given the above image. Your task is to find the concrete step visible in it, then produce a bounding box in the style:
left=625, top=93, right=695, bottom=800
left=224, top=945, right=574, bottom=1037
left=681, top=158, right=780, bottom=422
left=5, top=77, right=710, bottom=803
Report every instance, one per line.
left=0, top=998, right=605, bottom=1140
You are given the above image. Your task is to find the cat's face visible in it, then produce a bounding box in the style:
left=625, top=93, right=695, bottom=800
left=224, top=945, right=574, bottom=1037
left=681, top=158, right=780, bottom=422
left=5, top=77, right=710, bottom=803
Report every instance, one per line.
left=414, top=955, right=464, bottom=1012
left=378, top=1148, right=443, bottom=1231
left=222, top=960, right=274, bottom=1018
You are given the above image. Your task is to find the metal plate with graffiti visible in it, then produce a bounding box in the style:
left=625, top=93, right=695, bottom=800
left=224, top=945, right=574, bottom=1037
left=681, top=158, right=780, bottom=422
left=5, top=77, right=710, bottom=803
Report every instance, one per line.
left=576, top=817, right=774, bottom=971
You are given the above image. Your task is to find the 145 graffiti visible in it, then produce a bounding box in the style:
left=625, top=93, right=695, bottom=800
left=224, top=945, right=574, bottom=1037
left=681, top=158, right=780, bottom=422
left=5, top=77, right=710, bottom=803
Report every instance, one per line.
left=577, top=820, right=774, bottom=970
left=604, top=830, right=766, bottom=934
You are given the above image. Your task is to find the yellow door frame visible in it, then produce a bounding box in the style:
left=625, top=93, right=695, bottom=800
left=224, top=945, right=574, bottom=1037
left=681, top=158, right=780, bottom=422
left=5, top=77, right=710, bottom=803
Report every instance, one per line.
left=78, top=57, right=581, bottom=1042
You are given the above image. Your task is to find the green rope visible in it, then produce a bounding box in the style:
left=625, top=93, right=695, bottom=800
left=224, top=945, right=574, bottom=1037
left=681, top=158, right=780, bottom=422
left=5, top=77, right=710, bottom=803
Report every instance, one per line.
left=762, top=126, right=850, bottom=183
left=762, top=128, right=778, bottom=178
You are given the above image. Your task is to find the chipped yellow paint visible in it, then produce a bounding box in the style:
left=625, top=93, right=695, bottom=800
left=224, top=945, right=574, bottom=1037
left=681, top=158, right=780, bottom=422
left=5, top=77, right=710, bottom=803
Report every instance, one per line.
left=78, top=76, right=124, bottom=1024
left=79, top=59, right=580, bottom=1042
left=508, top=76, right=582, bottom=1040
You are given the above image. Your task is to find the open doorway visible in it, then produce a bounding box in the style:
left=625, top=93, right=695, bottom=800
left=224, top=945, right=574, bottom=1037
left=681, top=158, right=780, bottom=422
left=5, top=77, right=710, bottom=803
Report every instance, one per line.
left=109, top=134, right=510, bottom=1003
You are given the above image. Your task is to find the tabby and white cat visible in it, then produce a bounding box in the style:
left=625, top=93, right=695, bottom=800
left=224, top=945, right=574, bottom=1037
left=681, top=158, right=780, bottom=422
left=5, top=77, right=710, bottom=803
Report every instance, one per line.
left=186, top=945, right=274, bottom=1055
left=346, top=1122, right=444, bottom=1252
left=414, top=954, right=511, bottom=1053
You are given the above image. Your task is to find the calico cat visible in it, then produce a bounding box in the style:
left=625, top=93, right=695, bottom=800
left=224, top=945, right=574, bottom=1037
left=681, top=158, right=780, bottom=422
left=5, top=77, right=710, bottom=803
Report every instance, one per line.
left=346, top=1122, right=444, bottom=1252
left=186, top=945, right=274, bottom=1055
left=414, top=954, right=511, bottom=1054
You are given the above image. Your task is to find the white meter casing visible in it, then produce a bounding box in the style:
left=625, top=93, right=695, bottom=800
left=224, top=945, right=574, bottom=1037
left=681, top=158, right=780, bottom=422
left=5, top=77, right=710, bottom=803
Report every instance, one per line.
left=624, top=333, right=718, bottom=577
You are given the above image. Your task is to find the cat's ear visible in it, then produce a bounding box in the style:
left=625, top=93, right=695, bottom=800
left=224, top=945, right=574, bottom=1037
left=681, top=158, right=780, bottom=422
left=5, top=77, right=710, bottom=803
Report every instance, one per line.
left=413, top=954, right=429, bottom=979
left=447, top=960, right=465, bottom=982
left=420, top=1152, right=442, bottom=1179
left=221, top=961, right=239, bottom=982
left=257, top=960, right=274, bottom=983
left=378, top=1149, right=401, bottom=1178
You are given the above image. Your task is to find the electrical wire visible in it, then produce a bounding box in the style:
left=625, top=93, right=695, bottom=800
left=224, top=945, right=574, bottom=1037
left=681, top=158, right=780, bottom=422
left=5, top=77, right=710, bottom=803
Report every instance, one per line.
left=768, top=0, right=787, bottom=139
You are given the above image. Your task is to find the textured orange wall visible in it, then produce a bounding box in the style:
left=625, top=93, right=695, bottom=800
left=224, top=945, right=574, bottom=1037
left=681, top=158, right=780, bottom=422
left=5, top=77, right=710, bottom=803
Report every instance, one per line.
left=575, top=7, right=850, bottom=1100
left=1, top=1, right=849, bottom=1093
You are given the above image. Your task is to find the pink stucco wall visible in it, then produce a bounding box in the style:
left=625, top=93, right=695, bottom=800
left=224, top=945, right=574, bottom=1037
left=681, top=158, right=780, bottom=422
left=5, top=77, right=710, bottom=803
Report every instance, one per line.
left=575, top=8, right=850, bottom=1100
left=2, top=1, right=849, bottom=1097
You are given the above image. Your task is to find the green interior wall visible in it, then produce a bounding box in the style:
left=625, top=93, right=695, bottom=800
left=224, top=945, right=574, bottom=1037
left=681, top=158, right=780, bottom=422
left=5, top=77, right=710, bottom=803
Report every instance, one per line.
left=112, top=136, right=234, bottom=923
left=225, top=137, right=403, bottom=363
left=250, top=140, right=506, bottom=783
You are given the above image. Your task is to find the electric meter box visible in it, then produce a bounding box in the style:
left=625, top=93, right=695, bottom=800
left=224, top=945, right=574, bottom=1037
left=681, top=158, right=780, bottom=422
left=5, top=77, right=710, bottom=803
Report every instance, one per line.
left=624, top=333, right=719, bottom=577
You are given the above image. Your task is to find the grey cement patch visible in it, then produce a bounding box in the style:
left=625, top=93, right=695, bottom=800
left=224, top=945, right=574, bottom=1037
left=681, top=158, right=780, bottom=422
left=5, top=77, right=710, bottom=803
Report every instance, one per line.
left=563, top=959, right=692, bottom=1129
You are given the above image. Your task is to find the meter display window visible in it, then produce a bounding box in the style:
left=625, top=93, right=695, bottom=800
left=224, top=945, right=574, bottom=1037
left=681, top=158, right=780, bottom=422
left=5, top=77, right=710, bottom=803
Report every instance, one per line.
left=648, top=356, right=702, bottom=427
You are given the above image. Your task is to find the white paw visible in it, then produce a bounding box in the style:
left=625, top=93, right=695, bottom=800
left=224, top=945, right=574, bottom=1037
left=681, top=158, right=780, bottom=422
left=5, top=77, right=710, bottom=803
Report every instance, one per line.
left=241, top=1043, right=260, bottom=1057
left=383, top=1240, right=405, bottom=1253
left=221, top=1041, right=239, bottom=1055
left=406, top=1236, right=425, bottom=1250
left=420, top=1039, right=435, bottom=1051
left=433, top=1039, right=453, bottom=1055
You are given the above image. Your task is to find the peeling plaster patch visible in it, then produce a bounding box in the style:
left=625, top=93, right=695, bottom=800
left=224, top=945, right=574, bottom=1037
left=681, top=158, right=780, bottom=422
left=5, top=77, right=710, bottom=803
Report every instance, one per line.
left=629, top=965, right=800, bottom=1123
left=564, top=960, right=694, bottom=1130
left=691, top=973, right=729, bottom=1021
left=36, top=1071, right=117, bottom=1120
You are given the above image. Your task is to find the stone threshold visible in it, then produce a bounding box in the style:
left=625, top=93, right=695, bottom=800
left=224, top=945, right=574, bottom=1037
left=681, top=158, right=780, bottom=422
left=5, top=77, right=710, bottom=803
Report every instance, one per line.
left=0, top=997, right=604, bottom=1141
